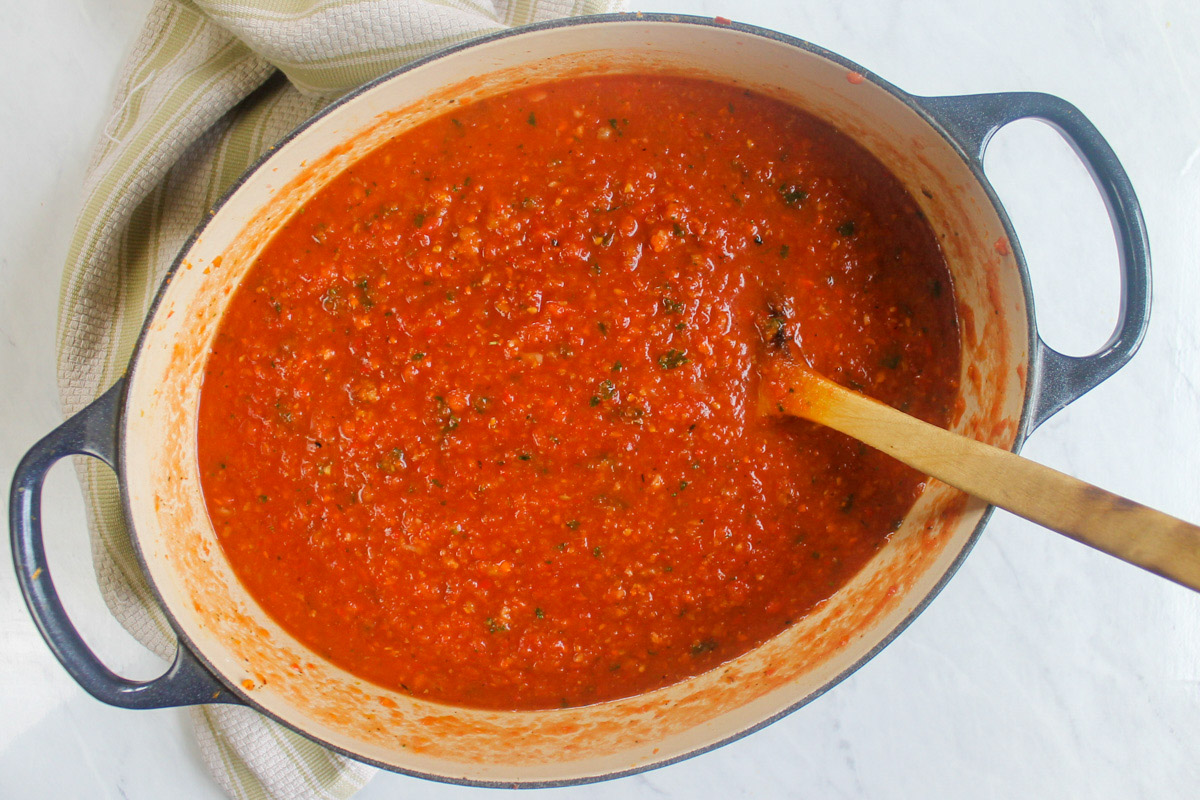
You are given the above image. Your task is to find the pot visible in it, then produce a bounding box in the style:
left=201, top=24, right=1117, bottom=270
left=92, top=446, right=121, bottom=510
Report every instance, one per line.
left=11, top=13, right=1149, bottom=786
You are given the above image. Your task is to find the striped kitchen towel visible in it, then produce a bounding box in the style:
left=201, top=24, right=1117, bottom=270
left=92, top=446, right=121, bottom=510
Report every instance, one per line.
left=55, top=1, right=625, bottom=799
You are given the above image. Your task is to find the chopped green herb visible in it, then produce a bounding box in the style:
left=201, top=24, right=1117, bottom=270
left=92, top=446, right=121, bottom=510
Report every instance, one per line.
left=882, top=353, right=902, bottom=369
left=518, top=453, right=532, bottom=461
left=598, top=379, right=616, bottom=400
left=690, top=638, right=719, bottom=656
left=472, top=396, right=492, bottom=414
left=779, top=183, right=808, bottom=206
left=780, top=244, right=790, bottom=258
left=566, top=520, right=581, bottom=530
left=612, top=361, right=622, bottom=372
left=535, top=608, right=545, bottom=619
left=592, top=546, right=603, bottom=558
left=590, top=396, right=601, bottom=407
left=486, top=618, right=508, bottom=633
left=527, top=111, right=536, bottom=126
left=658, top=349, right=689, bottom=370
left=764, top=310, right=787, bottom=342
left=837, top=220, right=857, bottom=237
left=354, top=278, right=374, bottom=308
left=411, top=352, right=426, bottom=361
left=661, top=297, right=685, bottom=314
left=597, top=321, right=608, bottom=335
left=434, top=396, right=460, bottom=433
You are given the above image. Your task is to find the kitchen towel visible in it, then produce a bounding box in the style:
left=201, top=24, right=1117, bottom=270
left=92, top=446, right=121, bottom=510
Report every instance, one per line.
left=54, top=1, right=624, bottom=798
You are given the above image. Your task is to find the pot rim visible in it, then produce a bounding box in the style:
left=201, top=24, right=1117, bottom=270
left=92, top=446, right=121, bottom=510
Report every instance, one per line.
left=116, top=12, right=1033, bottom=787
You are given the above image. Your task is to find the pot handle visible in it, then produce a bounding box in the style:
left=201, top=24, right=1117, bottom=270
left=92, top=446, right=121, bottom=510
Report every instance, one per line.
left=917, top=92, right=1150, bottom=429
left=9, top=380, right=239, bottom=708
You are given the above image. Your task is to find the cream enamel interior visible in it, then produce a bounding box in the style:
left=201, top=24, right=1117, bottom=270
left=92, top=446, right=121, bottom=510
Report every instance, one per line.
left=121, top=21, right=1028, bottom=783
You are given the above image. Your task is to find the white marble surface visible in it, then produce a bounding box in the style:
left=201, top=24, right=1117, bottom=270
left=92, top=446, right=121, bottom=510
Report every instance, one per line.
left=3, top=0, right=1200, bottom=797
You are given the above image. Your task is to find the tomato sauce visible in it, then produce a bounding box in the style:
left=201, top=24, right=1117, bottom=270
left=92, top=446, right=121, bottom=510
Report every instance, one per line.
left=198, top=75, right=959, bottom=710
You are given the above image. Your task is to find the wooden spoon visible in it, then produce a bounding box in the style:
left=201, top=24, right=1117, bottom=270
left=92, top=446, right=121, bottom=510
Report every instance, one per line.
left=759, top=359, right=1200, bottom=593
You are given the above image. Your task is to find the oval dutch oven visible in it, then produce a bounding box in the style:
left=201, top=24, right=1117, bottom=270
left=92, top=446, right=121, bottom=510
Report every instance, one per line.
left=11, top=14, right=1149, bottom=787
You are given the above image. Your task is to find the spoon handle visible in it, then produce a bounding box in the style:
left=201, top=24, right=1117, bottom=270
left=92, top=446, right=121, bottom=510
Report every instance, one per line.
left=764, top=363, right=1200, bottom=593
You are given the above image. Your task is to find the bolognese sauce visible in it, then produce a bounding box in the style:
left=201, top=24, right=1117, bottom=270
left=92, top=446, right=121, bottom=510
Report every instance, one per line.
left=197, top=75, right=959, bottom=710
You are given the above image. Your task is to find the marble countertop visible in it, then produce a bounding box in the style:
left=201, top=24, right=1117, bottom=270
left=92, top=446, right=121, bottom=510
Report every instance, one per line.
left=3, top=0, right=1199, bottom=797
